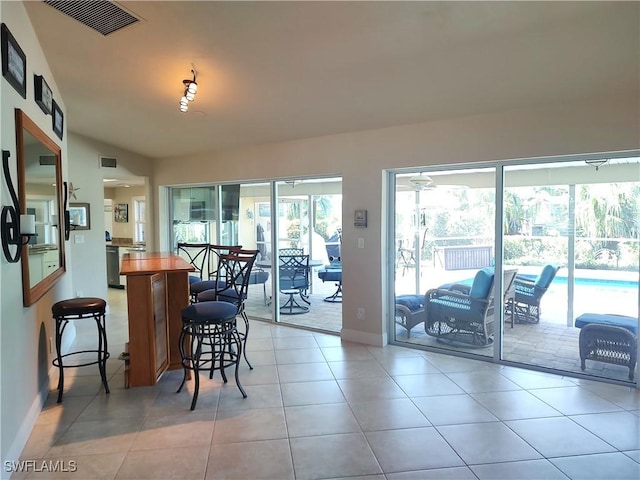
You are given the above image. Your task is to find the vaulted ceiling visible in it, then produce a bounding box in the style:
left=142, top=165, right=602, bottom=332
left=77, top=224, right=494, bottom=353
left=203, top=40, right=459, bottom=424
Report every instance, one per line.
left=24, top=1, right=639, bottom=160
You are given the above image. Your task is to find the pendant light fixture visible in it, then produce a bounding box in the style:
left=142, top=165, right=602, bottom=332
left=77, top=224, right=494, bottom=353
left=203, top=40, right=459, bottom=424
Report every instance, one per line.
left=179, top=68, right=198, bottom=113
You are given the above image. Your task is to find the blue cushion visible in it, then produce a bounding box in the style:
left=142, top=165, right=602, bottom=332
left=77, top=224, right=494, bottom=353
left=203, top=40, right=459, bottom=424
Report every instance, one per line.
left=535, top=264, right=557, bottom=288
left=191, top=280, right=226, bottom=294
left=318, top=268, right=342, bottom=282
left=188, top=275, right=202, bottom=285
left=469, top=267, right=494, bottom=299
left=182, top=301, right=238, bottom=322
left=575, top=313, right=637, bottom=335
left=198, top=288, right=245, bottom=304
left=249, top=271, right=269, bottom=284
left=396, top=295, right=424, bottom=312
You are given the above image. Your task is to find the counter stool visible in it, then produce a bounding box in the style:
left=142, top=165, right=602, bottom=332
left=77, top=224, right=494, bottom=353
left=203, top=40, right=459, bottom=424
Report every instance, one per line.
left=177, top=250, right=257, bottom=410
left=52, top=297, right=110, bottom=403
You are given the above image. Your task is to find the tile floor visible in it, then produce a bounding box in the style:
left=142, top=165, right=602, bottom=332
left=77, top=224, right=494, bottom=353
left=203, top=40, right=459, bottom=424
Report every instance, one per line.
left=14, top=289, right=640, bottom=479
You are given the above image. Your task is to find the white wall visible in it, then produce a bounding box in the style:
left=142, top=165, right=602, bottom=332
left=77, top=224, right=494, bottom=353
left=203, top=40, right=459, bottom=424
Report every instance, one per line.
left=0, top=2, right=73, bottom=469
left=153, top=94, right=640, bottom=346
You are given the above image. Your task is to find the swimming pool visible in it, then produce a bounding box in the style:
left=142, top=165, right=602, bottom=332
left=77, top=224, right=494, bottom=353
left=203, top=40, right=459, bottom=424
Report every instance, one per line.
left=517, top=274, right=639, bottom=290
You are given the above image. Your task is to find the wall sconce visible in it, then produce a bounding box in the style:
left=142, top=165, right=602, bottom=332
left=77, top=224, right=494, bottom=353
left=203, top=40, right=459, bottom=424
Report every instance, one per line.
left=2, top=150, right=36, bottom=263
left=179, top=68, right=198, bottom=113
left=63, top=181, right=71, bottom=241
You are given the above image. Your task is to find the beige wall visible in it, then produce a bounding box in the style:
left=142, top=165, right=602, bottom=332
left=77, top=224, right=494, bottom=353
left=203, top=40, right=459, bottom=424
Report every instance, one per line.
left=66, top=134, right=152, bottom=299
left=0, top=1, right=73, bottom=465
left=154, top=94, right=639, bottom=345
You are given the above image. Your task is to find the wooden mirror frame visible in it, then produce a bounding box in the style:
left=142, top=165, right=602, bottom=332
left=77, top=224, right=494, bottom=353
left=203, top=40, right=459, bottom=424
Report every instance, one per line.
left=16, top=109, right=66, bottom=306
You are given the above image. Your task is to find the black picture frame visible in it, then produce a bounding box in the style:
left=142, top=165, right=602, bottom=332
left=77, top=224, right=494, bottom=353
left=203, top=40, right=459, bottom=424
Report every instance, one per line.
left=52, top=99, right=64, bottom=140
left=34, top=74, right=53, bottom=115
left=1, top=23, right=27, bottom=99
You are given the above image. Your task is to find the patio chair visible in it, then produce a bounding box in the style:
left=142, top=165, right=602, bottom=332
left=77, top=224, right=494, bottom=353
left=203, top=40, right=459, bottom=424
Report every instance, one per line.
left=279, top=254, right=311, bottom=315
left=424, top=267, right=498, bottom=346
left=513, top=264, right=560, bottom=324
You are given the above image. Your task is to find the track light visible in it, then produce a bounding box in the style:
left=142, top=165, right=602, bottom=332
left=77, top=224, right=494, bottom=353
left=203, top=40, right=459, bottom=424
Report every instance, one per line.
left=179, top=68, right=198, bottom=113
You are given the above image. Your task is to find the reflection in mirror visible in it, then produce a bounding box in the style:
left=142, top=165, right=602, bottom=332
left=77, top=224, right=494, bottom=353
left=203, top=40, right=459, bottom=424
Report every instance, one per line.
left=16, top=109, right=65, bottom=306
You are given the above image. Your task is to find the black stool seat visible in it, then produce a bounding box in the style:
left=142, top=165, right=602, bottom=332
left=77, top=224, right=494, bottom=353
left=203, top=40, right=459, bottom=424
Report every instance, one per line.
left=52, top=297, right=110, bottom=403
left=52, top=297, right=106, bottom=317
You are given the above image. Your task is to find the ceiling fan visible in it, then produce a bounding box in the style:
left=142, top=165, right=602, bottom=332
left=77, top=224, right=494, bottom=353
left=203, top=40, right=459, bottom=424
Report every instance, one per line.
left=408, top=173, right=436, bottom=190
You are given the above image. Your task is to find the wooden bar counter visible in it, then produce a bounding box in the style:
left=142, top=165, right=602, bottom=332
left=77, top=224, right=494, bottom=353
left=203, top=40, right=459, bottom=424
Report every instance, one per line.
left=120, top=252, right=194, bottom=387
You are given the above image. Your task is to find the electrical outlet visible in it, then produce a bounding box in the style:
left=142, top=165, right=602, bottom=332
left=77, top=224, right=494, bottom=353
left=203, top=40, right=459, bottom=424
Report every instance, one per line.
left=74, top=234, right=84, bottom=244
left=357, top=307, right=365, bottom=320
left=358, top=237, right=364, bottom=248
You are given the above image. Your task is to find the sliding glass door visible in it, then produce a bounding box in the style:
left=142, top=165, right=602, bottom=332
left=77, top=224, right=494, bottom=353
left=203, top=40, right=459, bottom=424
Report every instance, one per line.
left=390, top=155, right=639, bottom=385
left=168, top=177, right=343, bottom=333
left=393, top=167, right=497, bottom=358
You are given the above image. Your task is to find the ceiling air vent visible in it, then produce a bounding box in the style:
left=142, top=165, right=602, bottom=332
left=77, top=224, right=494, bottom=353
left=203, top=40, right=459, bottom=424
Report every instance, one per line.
left=43, top=1, right=140, bottom=36
left=39, top=155, right=56, bottom=166
left=100, top=156, right=117, bottom=168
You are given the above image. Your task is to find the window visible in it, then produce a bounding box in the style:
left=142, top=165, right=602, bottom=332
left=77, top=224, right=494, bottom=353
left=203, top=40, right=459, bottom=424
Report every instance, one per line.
left=133, top=196, right=145, bottom=242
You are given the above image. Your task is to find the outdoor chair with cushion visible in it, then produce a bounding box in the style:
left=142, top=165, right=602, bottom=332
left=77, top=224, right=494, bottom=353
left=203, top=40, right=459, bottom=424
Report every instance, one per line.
left=425, top=267, right=496, bottom=346
left=317, top=260, right=342, bottom=303
left=279, top=254, right=311, bottom=315
left=575, top=313, right=638, bottom=381
left=513, top=264, right=560, bottom=324
left=248, top=268, right=270, bottom=305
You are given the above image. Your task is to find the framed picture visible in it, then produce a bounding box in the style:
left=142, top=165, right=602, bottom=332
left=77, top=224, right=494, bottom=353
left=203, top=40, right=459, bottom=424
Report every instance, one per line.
left=114, top=203, right=128, bottom=223
left=68, top=203, right=91, bottom=230
left=52, top=99, right=64, bottom=140
left=34, top=74, right=53, bottom=114
left=1, top=23, right=27, bottom=99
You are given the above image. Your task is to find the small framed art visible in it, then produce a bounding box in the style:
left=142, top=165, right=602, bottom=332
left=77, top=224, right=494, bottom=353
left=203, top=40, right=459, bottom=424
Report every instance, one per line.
left=1, top=23, right=27, bottom=99
left=69, top=203, right=91, bottom=230
left=34, top=74, right=53, bottom=114
left=114, top=203, right=128, bottom=223
left=52, top=99, right=64, bottom=140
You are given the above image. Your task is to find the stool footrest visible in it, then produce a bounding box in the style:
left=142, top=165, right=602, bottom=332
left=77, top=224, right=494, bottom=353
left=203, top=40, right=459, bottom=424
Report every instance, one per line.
left=53, top=350, right=111, bottom=368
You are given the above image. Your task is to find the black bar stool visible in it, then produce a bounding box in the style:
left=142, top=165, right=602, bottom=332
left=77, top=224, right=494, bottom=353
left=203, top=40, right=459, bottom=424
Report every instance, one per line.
left=51, top=297, right=110, bottom=403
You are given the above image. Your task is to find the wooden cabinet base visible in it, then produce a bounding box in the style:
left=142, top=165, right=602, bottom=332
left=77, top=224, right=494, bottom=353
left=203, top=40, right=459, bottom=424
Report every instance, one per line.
left=121, top=252, right=192, bottom=387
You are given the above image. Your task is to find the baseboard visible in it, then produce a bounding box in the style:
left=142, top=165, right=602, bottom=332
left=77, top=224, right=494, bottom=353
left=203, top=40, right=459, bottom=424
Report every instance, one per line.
left=341, top=328, right=387, bottom=347
left=1, top=368, right=53, bottom=480
left=2, top=325, right=75, bottom=479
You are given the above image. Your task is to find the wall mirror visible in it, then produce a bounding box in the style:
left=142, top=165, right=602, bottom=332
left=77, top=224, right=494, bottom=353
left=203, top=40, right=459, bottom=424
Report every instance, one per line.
left=16, top=109, right=65, bottom=306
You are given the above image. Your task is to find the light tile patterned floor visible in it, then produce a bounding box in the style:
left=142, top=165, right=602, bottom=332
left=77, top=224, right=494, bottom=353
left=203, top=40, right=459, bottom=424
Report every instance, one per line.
left=14, top=289, right=640, bottom=479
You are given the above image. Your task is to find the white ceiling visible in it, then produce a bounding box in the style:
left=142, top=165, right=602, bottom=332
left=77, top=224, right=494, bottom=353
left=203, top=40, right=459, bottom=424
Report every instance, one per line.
left=24, top=1, right=639, bottom=160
